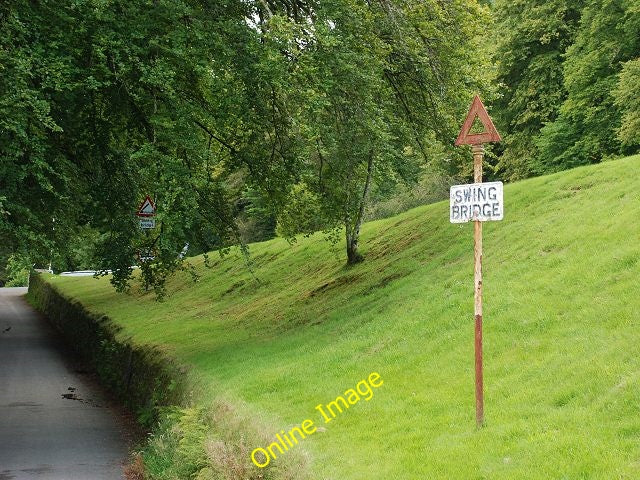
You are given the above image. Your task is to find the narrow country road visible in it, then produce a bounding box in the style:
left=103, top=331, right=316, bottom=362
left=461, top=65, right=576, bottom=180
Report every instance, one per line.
left=0, top=288, right=128, bottom=480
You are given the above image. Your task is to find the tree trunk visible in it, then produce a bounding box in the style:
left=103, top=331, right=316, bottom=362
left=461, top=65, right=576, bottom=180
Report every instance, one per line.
left=346, top=228, right=362, bottom=264
left=345, top=151, right=374, bottom=265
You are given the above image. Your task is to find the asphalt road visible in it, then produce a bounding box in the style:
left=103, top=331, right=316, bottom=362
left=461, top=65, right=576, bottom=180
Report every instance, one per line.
left=0, top=288, right=128, bottom=480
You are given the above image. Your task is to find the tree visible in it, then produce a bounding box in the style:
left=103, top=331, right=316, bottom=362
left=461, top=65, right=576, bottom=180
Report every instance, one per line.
left=1, top=0, right=494, bottom=285
left=0, top=1, right=85, bottom=271
left=1, top=0, right=302, bottom=294
left=536, top=0, right=640, bottom=170
left=492, top=0, right=584, bottom=180
left=614, top=59, right=640, bottom=148
left=277, top=0, right=491, bottom=263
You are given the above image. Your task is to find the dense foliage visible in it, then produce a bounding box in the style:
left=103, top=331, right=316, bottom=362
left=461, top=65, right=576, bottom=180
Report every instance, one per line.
left=0, top=0, right=310, bottom=291
left=494, top=0, right=640, bottom=179
left=492, top=0, right=584, bottom=179
left=3, top=0, right=636, bottom=291
left=1, top=0, right=489, bottom=291
left=273, top=0, right=490, bottom=262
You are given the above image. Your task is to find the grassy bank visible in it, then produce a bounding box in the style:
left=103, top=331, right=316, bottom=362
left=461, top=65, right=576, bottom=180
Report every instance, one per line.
left=45, top=155, right=640, bottom=479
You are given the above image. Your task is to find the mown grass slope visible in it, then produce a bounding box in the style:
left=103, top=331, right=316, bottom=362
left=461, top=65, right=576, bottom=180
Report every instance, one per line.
left=47, top=155, right=640, bottom=479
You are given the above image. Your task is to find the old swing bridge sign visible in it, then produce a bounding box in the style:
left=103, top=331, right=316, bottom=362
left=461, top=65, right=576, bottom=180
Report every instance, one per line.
left=452, top=95, right=503, bottom=428
left=451, top=95, right=504, bottom=224
left=450, top=181, right=503, bottom=223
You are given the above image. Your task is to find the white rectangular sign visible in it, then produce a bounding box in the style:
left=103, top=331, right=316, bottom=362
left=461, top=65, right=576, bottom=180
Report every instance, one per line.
left=139, top=218, right=156, bottom=229
left=450, top=181, right=503, bottom=224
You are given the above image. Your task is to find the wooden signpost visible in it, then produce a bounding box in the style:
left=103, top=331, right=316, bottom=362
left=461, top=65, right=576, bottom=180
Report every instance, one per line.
left=453, top=95, right=502, bottom=428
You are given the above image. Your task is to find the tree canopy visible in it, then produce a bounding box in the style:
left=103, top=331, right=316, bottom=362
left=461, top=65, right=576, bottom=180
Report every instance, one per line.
left=2, top=0, right=637, bottom=291
left=494, top=0, right=640, bottom=178
left=1, top=0, right=490, bottom=291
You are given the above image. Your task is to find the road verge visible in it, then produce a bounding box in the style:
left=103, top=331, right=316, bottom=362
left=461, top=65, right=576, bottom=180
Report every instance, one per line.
left=26, top=273, right=307, bottom=480
left=27, top=273, right=187, bottom=426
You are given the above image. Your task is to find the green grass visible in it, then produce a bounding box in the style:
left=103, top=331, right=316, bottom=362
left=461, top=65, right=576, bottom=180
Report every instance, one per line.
left=48, top=155, right=640, bottom=479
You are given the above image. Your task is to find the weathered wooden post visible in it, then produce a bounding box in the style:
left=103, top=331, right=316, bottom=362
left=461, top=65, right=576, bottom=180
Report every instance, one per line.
left=472, top=143, right=484, bottom=426
left=452, top=95, right=502, bottom=428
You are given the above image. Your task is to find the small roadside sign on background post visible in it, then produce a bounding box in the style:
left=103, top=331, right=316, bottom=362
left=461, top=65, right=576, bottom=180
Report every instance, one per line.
left=136, top=195, right=156, bottom=230
left=136, top=195, right=157, bottom=262
left=453, top=95, right=502, bottom=428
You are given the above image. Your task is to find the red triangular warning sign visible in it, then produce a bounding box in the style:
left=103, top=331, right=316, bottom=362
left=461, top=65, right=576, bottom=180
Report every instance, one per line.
left=137, top=195, right=156, bottom=217
left=455, top=95, right=502, bottom=146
